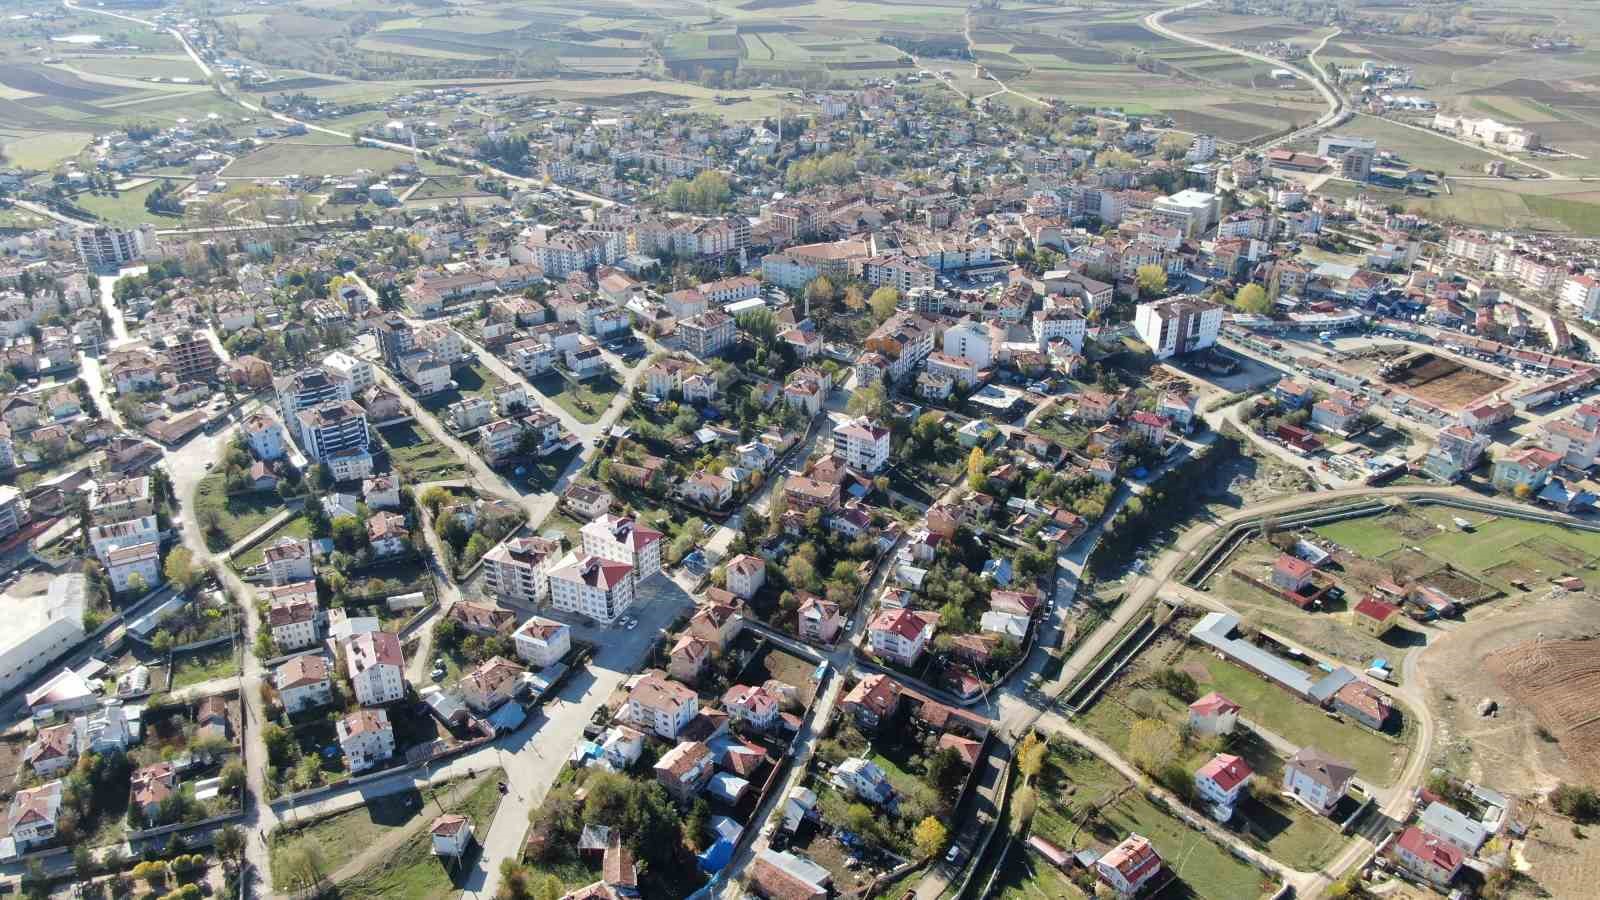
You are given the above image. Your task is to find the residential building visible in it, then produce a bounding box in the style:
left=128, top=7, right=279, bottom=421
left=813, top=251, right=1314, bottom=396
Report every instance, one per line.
left=1134, top=297, right=1222, bottom=359
left=482, top=535, right=561, bottom=605
left=1284, top=747, right=1355, bottom=815
left=337, top=708, right=395, bottom=773
left=1393, top=826, right=1464, bottom=887
left=548, top=552, right=636, bottom=624
left=431, top=814, right=474, bottom=858
left=1195, top=754, right=1253, bottom=819
left=459, top=656, right=525, bottom=713
left=624, top=671, right=699, bottom=739
left=513, top=616, right=571, bottom=668
left=7, top=781, right=62, bottom=850
left=832, top=416, right=891, bottom=474
left=1420, top=801, right=1488, bottom=855
left=724, top=683, right=781, bottom=732
left=74, top=224, right=157, bottom=269
left=1095, top=834, right=1163, bottom=897
left=243, top=413, right=287, bottom=461
left=724, top=554, right=766, bottom=601
left=654, top=740, right=715, bottom=803
left=1187, top=692, right=1240, bottom=737
left=23, top=724, right=77, bottom=778
left=581, top=515, right=664, bottom=579
left=1352, top=595, right=1401, bottom=637
left=264, top=537, right=314, bottom=585
left=295, top=399, right=369, bottom=463
left=344, top=631, right=406, bottom=706
left=797, top=594, right=844, bottom=643
left=106, top=541, right=160, bottom=593
left=868, top=608, right=938, bottom=666
left=679, top=311, right=735, bottom=357
left=831, top=757, right=893, bottom=805
left=274, top=654, right=333, bottom=714
left=841, top=673, right=902, bottom=730
left=267, top=584, right=320, bottom=651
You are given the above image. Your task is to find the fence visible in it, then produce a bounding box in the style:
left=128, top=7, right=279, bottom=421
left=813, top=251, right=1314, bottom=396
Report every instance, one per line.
left=127, top=809, right=246, bottom=843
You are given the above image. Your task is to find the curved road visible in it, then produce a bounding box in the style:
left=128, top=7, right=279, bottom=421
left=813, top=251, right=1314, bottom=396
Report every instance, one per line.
left=1145, top=1, right=1345, bottom=150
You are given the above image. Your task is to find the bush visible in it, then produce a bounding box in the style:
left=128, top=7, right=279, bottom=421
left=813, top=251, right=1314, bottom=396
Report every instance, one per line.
left=1550, top=783, right=1600, bottom=823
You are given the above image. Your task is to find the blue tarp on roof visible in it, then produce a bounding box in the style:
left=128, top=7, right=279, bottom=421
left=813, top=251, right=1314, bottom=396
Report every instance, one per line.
left=699, top=839, right=734, bottom=873
left=487, top=702, right=526, bottom=733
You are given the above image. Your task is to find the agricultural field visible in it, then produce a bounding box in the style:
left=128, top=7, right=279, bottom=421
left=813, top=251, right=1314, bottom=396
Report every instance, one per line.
left=1298, top=114, right=1535, bottom=175
left=1310, top=177, right=1600, bottom=235
left=221, top=142, right=436, bottom=177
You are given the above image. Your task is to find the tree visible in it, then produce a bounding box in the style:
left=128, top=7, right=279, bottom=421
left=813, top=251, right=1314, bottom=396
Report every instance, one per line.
left=967, top=446, right=988, bottom=491
left=1127, top=719, right=1180, bottom=774
left=804, top=276, right=835, bottom=311
left=125, top=571, right=148, bottom=597
left=1135, top=264, right=1167, bottom=299
left=163, top=547, right=198, bottom=592
left=847, top=384, right=886, bottom=420
left=1234, top=283, right=1270, bottom=314
left=913, top=816, right=948, bottom=859
left=419, top=486, right=452, bottom=516
left=925, top=746, right=967, bottom=795
left=214, top=825, right=246, bottom=866
left=220, top=761, right=247, bottom=797
left=332, top=515, right=366, bottom=553
left=1017, top=731, right=1047, bottom=780
left=1010, top=785, right=1038, bottom=835
left=868, top=286, right=901, bottom=322
left=1157, top=132, right=1191, bottom=160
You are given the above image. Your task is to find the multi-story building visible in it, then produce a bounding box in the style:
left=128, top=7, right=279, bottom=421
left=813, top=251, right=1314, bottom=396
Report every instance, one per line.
left=868, top=608, right=938, bottom=666
left=547, top=552, right=636, bottom=624
left=1562, top=274, right=1600, bottom=318
left=1095, top=834, right=1163, bottom=897
left=482, top=535, right=561, bottom=605
left=106, top=542, right=160, bottom=593
left=267, top=584, right=320, bottom=651
left=831, top=417, right=891, bottom=474
left=624, top=670, right=699, bottom=739
left=295, top=399, right=370, bottom=463
left=1194, top=753, right=1253, bottom=818
left=275, top=366, right=354, bottom=427
left=511, top=227, right=620, bottom=278
left=678, top=311, right=736, bottom=357
left=941, top=318, right=998, bottom=370
left=1316, top=135, right=1376, bottom=180
left=1445, top=231, right=1496, bottom=267
left=580, top=515, right=664, bottom=579
left=344, top=631, right=406, bottom=706
left=1032, top=306, right=1087, bottom=352
left=337, top=709, right=395, bottom=773
left=724, top=554, right=766, bottom=601
left=1393, top=826, right=1465, bottom=887
left=1134, top=297, right=1223, bottom=360
left=89, top=476, right=154, bottom=523
left=459, top=656, right=525, bottom=713
left=1151, top=189, right=1219, bottom=237
left=274, top=654, right=333, bottom=714
left=242, top=413, right=287, bottom=461
left=857, top=253, right=936, bottom=293
left=322, top=351, right=375, bottom=393
left=797, top=594, right=844, bottom=644
left=263, top=537, right=314, bottom=585
left=74, top=224, right=157, bottom=270
left=88, top=515, right=159, bottom=566
left=863, top=311, right=941, bottom=383
left=156, top=330, right=221, bottom=384
left=375, top=315, right=416, bottom=369
left=513, top=616, right=571, bottom=668
left=1283, top=746, right=1356, bottom=815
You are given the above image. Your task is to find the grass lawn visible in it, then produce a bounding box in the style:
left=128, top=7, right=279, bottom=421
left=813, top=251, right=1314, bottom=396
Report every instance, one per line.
left=379, top=422, right=468, bottom=481
left=529, top=371, right=618, bottom=424
left=1076, top=685, right=1345, bottom=870
left=533, top=509, right=589, bottom=547
left=324, top=772, right=505, bottom=899
left=72, top=179, right=190, bottom=227
left=195, top=474, right=286, bottom=552
left=1178, top=647, right=1408, bottom=786
left=230, top=515, right=311, bottom=571
left=1310, top=516, right=1410, bottom=558
left=169, top=643, right=239, bottom=690
left=991, top=848, right=1085, bottom=900
left=418, top=361, right=502, bottom=413
left=1030, top=738, right=1277, bottom=900
left=224, top=141, right=424, bottom=177
left=271, top=769, right=503, bottom=893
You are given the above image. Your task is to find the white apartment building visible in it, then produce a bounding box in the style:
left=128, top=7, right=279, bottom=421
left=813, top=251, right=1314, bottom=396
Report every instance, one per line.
left=482, top=535, right=562, bottom=605
left=1562, top=274, right=1600, bottom=318
left=274, top=654, right=333, bottom=714
left=88, top=515, right=159, bottom=567
left=1134, top=297, right=1223, bottom=360
left=511, top=227, right=621, bottom=278
left=322, top=351, right=375, bottom=393
left=74, top=224, right=157, bottom=270
left=295, top=399, right=370, bottom=463
left=580, top=515, right=664, bottom=579
left=513, top=616, right=571, bottom=668
left=548, top=552, right=636, bottom=624
left=831, top=416, right=892, bottom=474
left=1445, top=232, right=1496, bottom=267
left=868, top=608, right=938, bottom=666
left=274, top=366, right=354, bottom=426
left=337, top=709, right=395, bottom=773
left=106, top=542, right=160, bottom=593
left=941, top=318, right=998, bottom=370
left=344, top=631, right=406, bottom=706
left=625, top=671, right=700, bottom=739
left=1152, top=189, right=1220, bottom=238
left=1033, top=306, right=1087, bottom=352
left=263, top=537, right=314, bottom=586
left=267, top=583, right=320, bottom=651
left=1284, top=747, right=1356, bottom=816
left=724, top=554, right=766, bottom=601
left=243, top=413, right=287, bottom=461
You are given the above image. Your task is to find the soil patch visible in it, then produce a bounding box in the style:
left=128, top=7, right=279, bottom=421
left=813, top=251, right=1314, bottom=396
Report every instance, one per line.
left=1485, top=637, right=1600, bottom=782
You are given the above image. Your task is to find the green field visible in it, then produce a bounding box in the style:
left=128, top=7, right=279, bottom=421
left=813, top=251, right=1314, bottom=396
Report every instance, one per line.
left=68, top=55, right=209, bottom=81
left=223, top=142, right=428, bottom=177
left=196, top=474, right=289, bottom=552
left=529, top=371, right=617, bottom=425
left=230, top=515, right=312, bottom=571
left=1309, top=114, right=1526, bottom=174
left=1174, top=646, right=1409, bottom=786
left=0, top=130, right=92, bottom=169
left=271, top=770, right=504, bottom=895
left=71, top=178, right=190, bottom=227
left=378, top=422, right=469, bottom=482
left=1312, top=177, right=1600, bottom=235
left=170, top=643, right=240, bottom=690
left=1029, top=737, right=1277, bottom=900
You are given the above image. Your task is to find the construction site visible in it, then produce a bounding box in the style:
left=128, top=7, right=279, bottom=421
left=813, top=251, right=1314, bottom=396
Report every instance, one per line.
left=1379, top=351, right=1510, bottom=411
